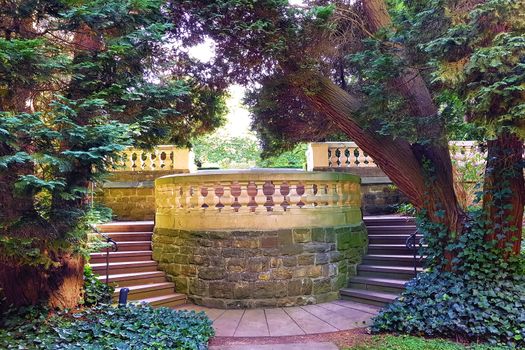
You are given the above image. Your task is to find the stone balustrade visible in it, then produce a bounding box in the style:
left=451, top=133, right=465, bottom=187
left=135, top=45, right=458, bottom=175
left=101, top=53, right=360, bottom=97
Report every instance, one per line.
left=153, top=169, right=366, bottom=308
left=96, top=146, right=193, bottom=221
left=307, top=141, right=487, bottom=170
left=155, top=169, right=362, bottom=231
left=111, top=145, right=194, bottom=172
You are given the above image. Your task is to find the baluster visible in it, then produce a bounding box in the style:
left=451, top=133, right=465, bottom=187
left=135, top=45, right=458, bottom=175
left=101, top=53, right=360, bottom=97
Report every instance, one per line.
left=199, top=184, right=209, bottom=209
left=173, top=184, right=182, bottom=211
left=342, top=147, right=351, bottom=168
left=272, top=181, right=284, bottom=212
left=307, top=182, right=319, bottom=207
left=329, top=147, right=339, bottom=168
left=300, top=182, right=314, bottom=208
left=144, top=151, right=154, bottom=170
left=189, top=184, right=199, bottom=209
left=288, top=181, right=302, bottom=211
left=181, top=183, right=190, bottom=210
left=220, top=181, right=233, bottom=212
left=237, top=181, right=251, bottom=213
left=339, top=181, right=349, bottom=206
left=348, top=145, right=358, bottom=166
left=324, top=181, right=335, bottom=207
left=356, top=147, right=367, bottom=167
left=253, top=181, right=267, bottom=213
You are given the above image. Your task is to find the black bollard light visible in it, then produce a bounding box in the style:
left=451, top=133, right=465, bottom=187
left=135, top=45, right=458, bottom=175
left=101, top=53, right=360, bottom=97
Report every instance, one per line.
left=118, top=288, right=129, bottom=307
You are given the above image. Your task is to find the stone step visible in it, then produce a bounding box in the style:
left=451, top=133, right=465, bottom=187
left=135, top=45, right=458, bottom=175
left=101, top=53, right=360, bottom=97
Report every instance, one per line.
left=348, top=276, right=408, bottom=294
left=96, top=241, right=151, bottom=252
left=102, top=232, right=153, bottom=242
left=368, top=234, right=422, bottom=245
left=363, top=216, right=415, bottom=227
left=113, top=282, right=176, bottom=301
left=90, top=250, right=152, bottom=264
left=91, top=260, right=158, bottom=275
left=131, top=293, right=187, bottom=308
left=362, top=254, right=425, bottom=267
left=97, top=271, right=166, bottom=287
left=367, top=244, right=424, bottom=255
left=365, top=225, right=418, bottom=234
left=357, top=264, right=422, bottom=280
left=97, top=221, right=154, bottom=233
left=340, top=288, right=398, bottom=306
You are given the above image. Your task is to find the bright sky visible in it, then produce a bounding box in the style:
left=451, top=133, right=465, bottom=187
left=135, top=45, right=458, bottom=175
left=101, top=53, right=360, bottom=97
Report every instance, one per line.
left=188, top=39, right=254, bottom=138
left=186, top=1, right=305, bottom=139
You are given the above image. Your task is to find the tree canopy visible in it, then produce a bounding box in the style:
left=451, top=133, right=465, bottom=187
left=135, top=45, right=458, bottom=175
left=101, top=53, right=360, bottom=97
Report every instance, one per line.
left=0, top=0, right=226, bottom=309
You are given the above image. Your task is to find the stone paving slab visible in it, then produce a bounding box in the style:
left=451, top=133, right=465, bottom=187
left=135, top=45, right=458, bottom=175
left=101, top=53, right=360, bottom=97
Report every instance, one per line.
left=265, top=308, right=305, bottom=336
left=235, top=309, right=270, bottom=337
left=210, top=342, right=338, bottom=350
left=175, top=300, right=377, bottom=337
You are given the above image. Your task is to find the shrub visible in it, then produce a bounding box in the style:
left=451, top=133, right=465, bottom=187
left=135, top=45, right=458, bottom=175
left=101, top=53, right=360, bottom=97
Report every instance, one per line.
left=0, top=304, right=214, bottom=350
left=372, top=214, right=525, bottom=348
left=81, top=265, right=114, bottom=306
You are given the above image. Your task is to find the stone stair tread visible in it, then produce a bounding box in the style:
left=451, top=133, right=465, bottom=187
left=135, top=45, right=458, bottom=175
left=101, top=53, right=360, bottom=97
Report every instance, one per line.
left=104, top=231, right=153, bottom=234
left=97, top=221, right=154, bottom=233
left=369, top=244, right=424, bottom=247
left=368, top=234, right=421, bottom=237
left=114, top=282, right=174, bottom=294
left=364, top=254, right=427, bottom=260
left=90, top=260, right=157, bottom=269
left=350, top=276, right=409, bottom=288
left=90, top=250, right=152, bottom=257
left=97, top=271, right=165, bottom=281
left=340, top=288, right=399, bottom=303
left=358, top=264, right=424, bottom=273
left=131, top=293, right=186, bottom=305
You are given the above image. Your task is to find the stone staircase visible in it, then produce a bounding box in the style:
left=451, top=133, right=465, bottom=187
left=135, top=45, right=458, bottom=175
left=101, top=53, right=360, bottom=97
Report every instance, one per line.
left=89, top=221, right=186, bottom=307
left=340, top=216, right=423, bottom=306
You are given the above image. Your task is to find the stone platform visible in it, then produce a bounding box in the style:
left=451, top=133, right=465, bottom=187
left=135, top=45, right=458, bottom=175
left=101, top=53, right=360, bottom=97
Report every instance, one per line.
left=175, top=300, right=379, bottom=337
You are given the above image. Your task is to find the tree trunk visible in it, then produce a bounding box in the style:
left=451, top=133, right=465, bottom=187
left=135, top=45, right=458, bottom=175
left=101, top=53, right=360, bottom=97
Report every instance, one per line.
left=292, top=73, right=465, bottom=232
left=483, top=131, right=524, bottom=255
left=0, top=255, right=84, bottom=313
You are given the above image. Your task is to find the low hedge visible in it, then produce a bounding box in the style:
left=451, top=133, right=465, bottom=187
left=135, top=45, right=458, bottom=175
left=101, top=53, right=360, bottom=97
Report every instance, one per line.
left=0, top=304, right=214, bottom=349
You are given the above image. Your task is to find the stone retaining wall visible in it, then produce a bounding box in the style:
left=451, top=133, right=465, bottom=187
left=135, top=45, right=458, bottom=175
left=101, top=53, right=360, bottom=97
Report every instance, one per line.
left=152, top=223, right=367, bottom=308
left=96, top=170, right=184, bottom=220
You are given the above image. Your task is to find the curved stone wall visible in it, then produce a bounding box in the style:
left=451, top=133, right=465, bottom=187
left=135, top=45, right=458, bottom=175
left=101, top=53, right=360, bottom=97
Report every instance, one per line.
left=152, top=169, right=367, bottom=308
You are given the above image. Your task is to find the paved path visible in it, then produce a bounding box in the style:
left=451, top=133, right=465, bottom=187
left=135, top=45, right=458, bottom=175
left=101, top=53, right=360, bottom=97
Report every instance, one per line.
left=175, top=300, right=379, bottom=337
left=210, top=342, right=338, bottom=350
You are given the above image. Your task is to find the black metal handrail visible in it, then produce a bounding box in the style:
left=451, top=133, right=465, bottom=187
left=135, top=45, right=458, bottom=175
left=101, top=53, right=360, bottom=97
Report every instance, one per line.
left=90, top=224, right=118, bottom=285
left=405, top=230, right=424, bottom=275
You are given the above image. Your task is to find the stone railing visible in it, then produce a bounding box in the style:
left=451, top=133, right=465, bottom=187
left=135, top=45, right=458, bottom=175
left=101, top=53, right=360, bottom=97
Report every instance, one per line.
left=155, top=169, right=362, bottom=231
left=307, top=141, right=486, bottom=170
left=111, top=145, right=194, bottom=172
left=153, top=169, right=366, bottom=308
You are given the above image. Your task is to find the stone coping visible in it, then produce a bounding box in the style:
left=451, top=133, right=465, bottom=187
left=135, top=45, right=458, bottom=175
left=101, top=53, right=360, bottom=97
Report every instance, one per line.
left=102, top=181, right=154, bottom=188
left=156, top=169, right=361, bottom=185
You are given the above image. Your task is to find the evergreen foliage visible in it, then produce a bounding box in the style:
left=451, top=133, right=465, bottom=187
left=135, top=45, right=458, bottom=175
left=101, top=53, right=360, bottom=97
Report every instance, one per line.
left=0, top=0, right=225, bottom=307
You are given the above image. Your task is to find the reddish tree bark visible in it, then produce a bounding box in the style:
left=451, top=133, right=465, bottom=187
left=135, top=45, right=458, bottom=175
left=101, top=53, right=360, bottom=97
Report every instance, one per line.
left=483, top=132, right=524, bottom=255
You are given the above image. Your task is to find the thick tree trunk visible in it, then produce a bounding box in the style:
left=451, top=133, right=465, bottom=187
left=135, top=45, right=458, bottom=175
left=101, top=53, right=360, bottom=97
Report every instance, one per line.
left=293, top=74, right=465, bottom=232
left=0, top=255, right=84, bottom=313
left=483, top=132, right=524, bottom=255
left=0, top=18, right=94, bottom=311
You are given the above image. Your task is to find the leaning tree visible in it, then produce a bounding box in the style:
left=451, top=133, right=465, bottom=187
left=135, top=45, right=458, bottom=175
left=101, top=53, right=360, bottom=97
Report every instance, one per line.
left=0, top=0, right=225, bottom=310
left=169, top=0, right=524, bottom=344
left=169, top=0, right=524, bottom=259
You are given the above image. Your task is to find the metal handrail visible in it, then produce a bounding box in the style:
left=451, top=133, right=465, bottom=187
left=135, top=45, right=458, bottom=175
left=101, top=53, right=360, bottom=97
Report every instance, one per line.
left=90, top=224, right=118, bottom=285
left=405, top=230, right=423, bottom=275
